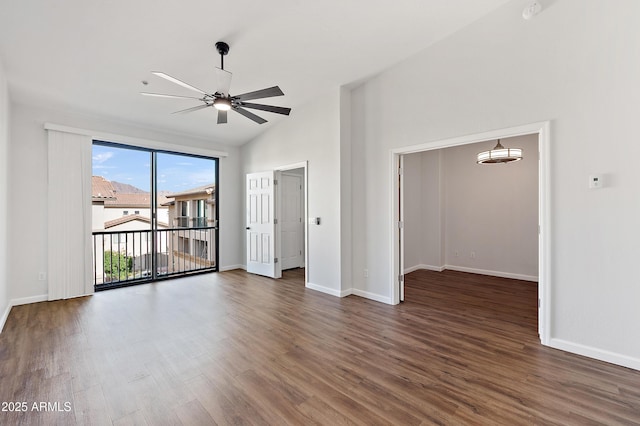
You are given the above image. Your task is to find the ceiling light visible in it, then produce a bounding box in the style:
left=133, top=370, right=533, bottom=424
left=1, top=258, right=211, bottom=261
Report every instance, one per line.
left=213, top=97, right=232, bottom=111
left=477, top=140, right=523, bottom=164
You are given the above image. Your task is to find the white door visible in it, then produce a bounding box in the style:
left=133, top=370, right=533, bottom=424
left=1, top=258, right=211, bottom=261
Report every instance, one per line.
left=246, top=171, right=281, bottom=278
left=280, top=173, right=303, bottom=270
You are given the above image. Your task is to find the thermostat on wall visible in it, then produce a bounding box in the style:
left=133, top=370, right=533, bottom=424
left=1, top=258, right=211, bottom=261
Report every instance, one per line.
left=589, top=174, right=603, bottom=189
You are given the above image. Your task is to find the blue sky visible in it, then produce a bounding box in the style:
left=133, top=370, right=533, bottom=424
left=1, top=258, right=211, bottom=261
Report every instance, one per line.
left=92, top=144, right=216, bottom=192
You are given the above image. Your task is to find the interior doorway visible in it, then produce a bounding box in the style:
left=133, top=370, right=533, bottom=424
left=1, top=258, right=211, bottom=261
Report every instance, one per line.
left=280, top=169, right=305, bottom=271
left=245, top=162, right=308, bottom=286
left=391, top=122, right=550, bottom=344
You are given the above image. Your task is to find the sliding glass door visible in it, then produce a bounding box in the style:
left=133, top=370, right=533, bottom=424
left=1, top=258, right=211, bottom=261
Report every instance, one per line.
left=91, top=141, right=218, bottom=290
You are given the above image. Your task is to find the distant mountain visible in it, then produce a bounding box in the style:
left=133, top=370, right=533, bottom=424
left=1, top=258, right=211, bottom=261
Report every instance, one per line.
left=111, top=181, right=147, bottom=194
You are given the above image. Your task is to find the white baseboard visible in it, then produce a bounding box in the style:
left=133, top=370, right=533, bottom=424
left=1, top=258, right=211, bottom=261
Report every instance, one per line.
left=219, top=264, right=246, bottom=272
left=0, top=294, right=48, bottom=334
left=350, top=288, right=392, bottom=305
left=305, top=284, right=392, bottom=306
left=549, top=338, right=640, bottom=371
left=12, top=294, right=48, bottom=306
left=0, top=302, right=10, bottom=333
left=443, top=265, right=538, bottom=282
left=305, top=282, right=343, bottom=297
left=404, top=264, right=444, bottom=274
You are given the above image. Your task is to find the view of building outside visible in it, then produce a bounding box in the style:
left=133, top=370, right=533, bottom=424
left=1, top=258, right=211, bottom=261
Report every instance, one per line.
left=91, top=144, right=216, bottom=285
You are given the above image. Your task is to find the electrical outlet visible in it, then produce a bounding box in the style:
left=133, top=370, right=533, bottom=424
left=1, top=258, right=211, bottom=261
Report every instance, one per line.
left=470, top=251, right=476, bottom=259
left=454, top=250, right=459, bottom=257
left=364, top=269, right=369, bottom=278
left=38, top=272, right=46, bottom=281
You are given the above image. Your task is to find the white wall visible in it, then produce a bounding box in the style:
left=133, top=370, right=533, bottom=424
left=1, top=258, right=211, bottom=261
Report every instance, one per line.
left=350, top=0, right=640, bottom=367
left=423, top=150, right=444, bottom=269
left=241, top=88, right=343, bottom=295
left=8, top=102, right=242, bottom=302
left=0, top=56, right=10, bottom=330
left=102, top=207, right=169, bottom=225
left=403, top=149, right=444, bottom=272
left=403, top=153, right=424, bottom=271
left=444, top=135, right=538, bottom=278
left=404, top=135, right=538, bottom=280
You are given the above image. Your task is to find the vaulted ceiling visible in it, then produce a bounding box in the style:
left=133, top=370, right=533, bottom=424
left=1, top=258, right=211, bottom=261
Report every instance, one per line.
left=0, top=0, right=511, bottom=146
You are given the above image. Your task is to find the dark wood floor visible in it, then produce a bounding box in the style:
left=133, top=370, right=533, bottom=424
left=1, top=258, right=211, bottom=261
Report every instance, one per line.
left=1, top=269, right=639, bottom=425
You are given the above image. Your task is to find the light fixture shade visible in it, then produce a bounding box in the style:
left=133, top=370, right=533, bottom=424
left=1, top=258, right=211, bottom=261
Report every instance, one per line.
left=477, top=140, right=523, bottom=164
left=213, top=97, right=232, bottom=111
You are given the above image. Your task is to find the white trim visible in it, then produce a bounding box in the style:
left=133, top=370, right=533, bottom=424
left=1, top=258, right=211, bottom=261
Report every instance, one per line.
left=1, top=294, right=50, bottom=333
left=339, top=289, right=353, bottom=298
left=390, top=152, right=400, bottom=304
left=274, top=161, right=309, bottom=289
left=538, top=121, right=551, bottom=345
left=404, top=264, right=444, bottom=274
left=390, top=121, right=551, bottom=345
left=44, top=123, right=229, bottom=158
left=549, top=338, right=640, bottom=372
left=390, top=122, right=549, bottom=155
left=350, top=289, right=392, bottom=305
left=0, top=303, right=10, bottom=333
left=443, top=265, right=538, bottom=282
left=219, top=264, right=245, bottom=272
left=274, top=161, right=307, bottom=171
left=305, top=282, right=342, bottom=297
left=12, top=294, right=48, bottom=306
left=403, top=264, right=537, bottom=281
left=399, top=154, right=405, bottom=302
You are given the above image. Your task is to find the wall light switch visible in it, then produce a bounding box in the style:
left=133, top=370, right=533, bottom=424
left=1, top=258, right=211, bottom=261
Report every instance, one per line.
left=589, top=174, right=603, bottom=189
left=308, top=217, right=321, bottom=225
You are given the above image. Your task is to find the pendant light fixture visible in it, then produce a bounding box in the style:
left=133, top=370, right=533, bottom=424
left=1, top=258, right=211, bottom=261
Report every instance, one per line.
left=477, top=139, right=523, bottom=164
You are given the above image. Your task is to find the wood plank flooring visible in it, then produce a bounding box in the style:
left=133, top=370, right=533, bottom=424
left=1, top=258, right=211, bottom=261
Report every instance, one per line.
left=1, top=268, right=639, bottom=425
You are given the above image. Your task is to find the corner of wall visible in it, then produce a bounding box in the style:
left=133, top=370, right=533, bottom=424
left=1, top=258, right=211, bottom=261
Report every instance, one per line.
left=0, top=57, right=10, bottom=332
left=340, top=87, right=353, bottom=294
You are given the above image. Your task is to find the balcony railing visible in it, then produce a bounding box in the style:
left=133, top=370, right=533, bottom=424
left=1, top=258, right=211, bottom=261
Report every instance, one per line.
left=175, top=216, right=208, bottom=228
left=92, top=226, right=217, bottom=290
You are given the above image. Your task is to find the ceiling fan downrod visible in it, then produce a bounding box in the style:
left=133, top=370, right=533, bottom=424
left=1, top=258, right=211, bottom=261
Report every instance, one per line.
left=215, top=41, right=229, bottom=70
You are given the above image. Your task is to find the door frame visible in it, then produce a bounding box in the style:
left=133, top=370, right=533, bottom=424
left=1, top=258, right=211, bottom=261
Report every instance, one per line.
left=390, top=121, right=551, bottom=345
left=275, top=161, right=309, bottom=287
left=280, top=171, right=305, bottom=270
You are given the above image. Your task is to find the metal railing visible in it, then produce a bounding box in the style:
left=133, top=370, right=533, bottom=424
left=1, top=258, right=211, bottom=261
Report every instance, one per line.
left=175, top=216, right=208, bottom=228
left=92, top=226, right=217, bottom=290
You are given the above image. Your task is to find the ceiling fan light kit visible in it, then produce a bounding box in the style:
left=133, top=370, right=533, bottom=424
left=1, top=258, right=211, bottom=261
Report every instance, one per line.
left=213, top=97, right=232, bottom=111
left=141, top=41, right=291, bottom=124
left=477, top=140, right=523, bottom=164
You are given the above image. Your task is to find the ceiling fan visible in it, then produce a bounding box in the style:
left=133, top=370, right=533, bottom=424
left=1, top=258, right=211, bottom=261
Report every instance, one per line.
left=141, top=41, right=291, bottom=124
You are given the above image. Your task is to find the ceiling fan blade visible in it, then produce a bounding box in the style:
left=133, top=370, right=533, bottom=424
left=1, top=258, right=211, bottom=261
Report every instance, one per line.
left=234, top=86, right=284, bottom=101
left=140, top=92, right=202, bottom=100
left=215, top=68, right=232, bottom=97
left=152, top=72, right=208, bottom=95
left=240, top=102, right=291, bottom=116
left=233, top=107, right=267, bottom=124
left=171, top=103, right=211, bottom=114
left=217, top=110, right=228, bottom=124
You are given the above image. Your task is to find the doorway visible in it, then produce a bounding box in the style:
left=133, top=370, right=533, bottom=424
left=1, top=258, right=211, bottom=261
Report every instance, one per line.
left=391, top=122, right=550, bottom=344
left=245, top=162, right=308, bottom=286
left=280, top=169, right=305, bottom=271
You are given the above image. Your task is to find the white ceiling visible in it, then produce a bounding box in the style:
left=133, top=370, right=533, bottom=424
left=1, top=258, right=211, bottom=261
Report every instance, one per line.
left=0, top=0, right=511, bottom=146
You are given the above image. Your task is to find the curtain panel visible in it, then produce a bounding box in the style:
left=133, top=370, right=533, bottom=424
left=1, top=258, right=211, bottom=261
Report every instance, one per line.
left=47, top=130, right=93, bottom=300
